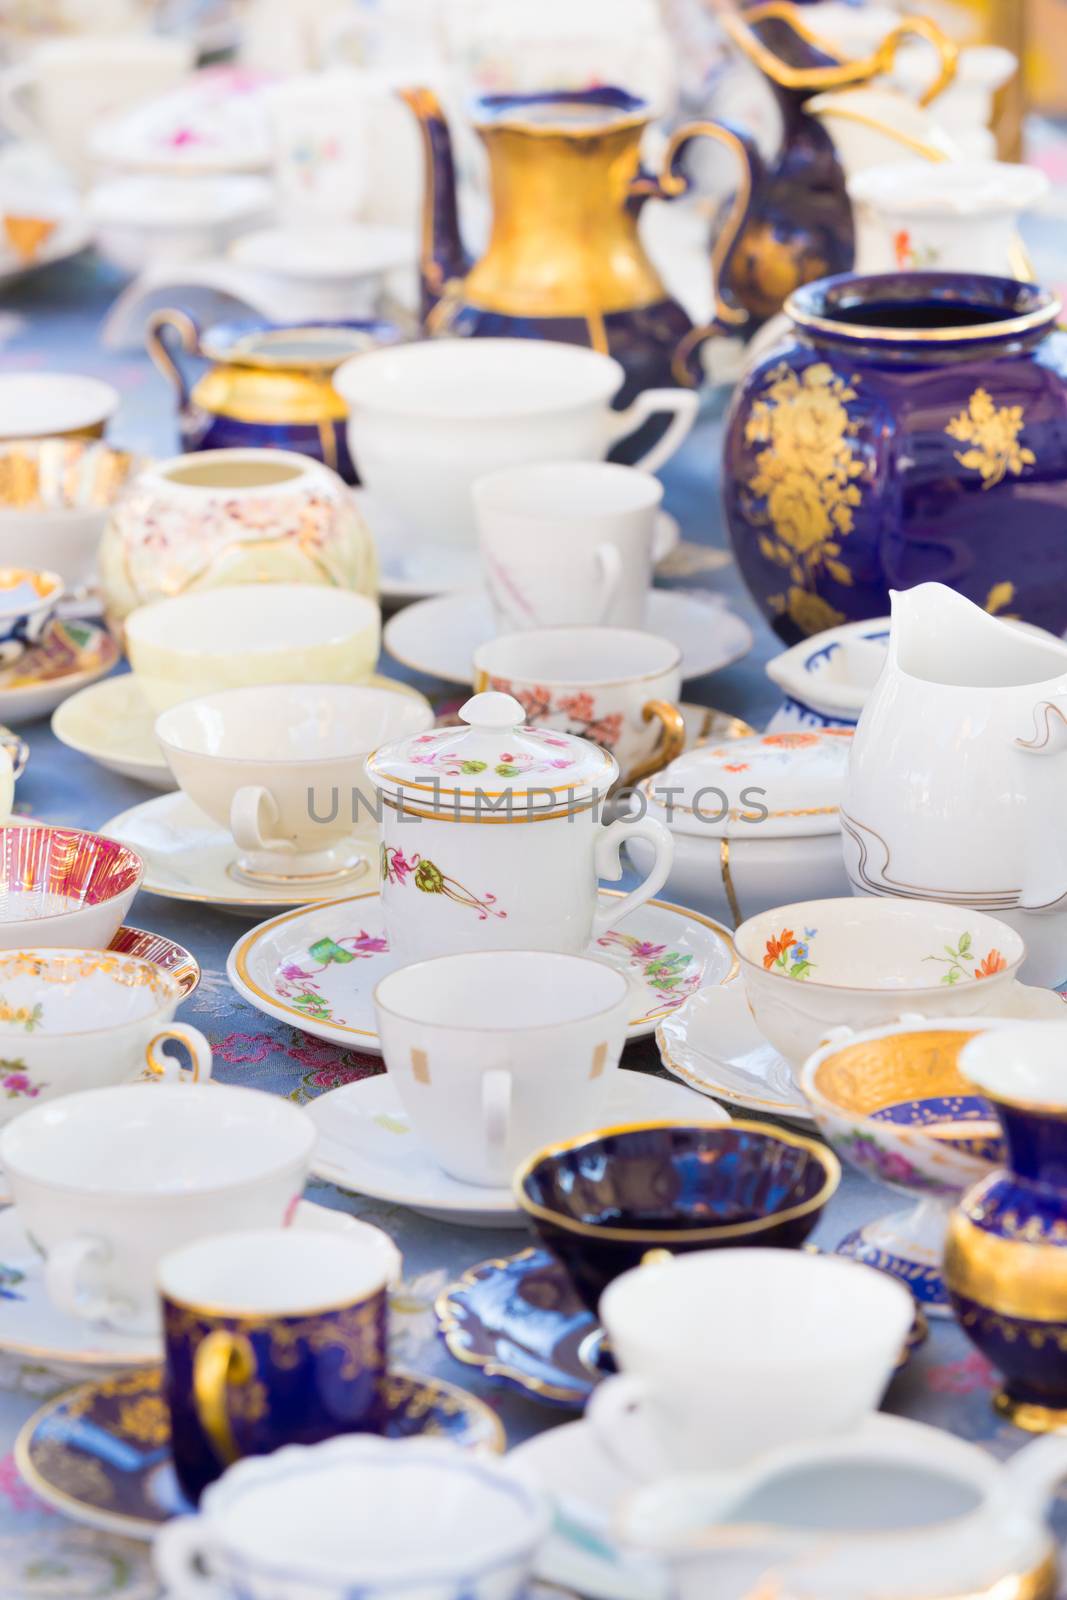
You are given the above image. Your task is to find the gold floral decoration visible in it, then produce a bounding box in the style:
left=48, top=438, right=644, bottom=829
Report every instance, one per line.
left=946, top=387, right=1035, bottom=490
left=742, top=362, right=867, bottom=636
left=116, top=1394, right=170, bottom=1447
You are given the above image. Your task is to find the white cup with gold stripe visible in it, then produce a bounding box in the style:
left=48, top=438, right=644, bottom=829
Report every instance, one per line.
left=373, top=951, right=629, bottom=1187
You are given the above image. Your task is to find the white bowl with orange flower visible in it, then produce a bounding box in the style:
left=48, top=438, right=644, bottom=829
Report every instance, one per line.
left=734, top=897, right=1025, bottom=1073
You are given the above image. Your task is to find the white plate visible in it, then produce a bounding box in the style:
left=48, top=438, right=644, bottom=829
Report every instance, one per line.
left=52, top=674, right=176, bottom=790
left=0, top=618, right=118, bottom=726
left=305, top=1069, right=729, bottom=1229
left=227, top=888, right=738, bottom=1052
left=507, top=1414, right=1001, bottom=1600
left=0, top=1200, right=388, bottom=1374
left=657, top=979, right=1067, bottom=1122
left=383, top=589, right=753, bottom=685
left=366, top=491, right=681, bottom=604
left=100, top=791, right=374, bottom=915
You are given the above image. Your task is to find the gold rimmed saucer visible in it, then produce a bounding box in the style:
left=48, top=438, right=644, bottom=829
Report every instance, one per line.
left=0, top=617, right=117, bottom=725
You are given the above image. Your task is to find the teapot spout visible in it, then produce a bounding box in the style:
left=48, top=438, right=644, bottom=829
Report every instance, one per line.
left=397, top=86, right=470, bottom=326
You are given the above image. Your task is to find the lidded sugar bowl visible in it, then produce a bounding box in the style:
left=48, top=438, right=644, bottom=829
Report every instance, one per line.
left=365, top=691, right=673, bottom=965
left=626, top=729, right=853, bottom=928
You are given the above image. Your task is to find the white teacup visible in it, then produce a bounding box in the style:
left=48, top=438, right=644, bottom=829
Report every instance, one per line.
left=0, top=34, right=194, bottom=178
left=373, top=951, right=630, bottom=1186
left=734, top=897, right=1025, bottom=1070
left=156, top=683, right=434, bottom=885
left=0, top=1083, right=315, bottom=1334
left=126, top=584, right=382, bottom=714
left=590, top=1249, right=914, bottom=1477
left=0, top=949, right=211, bottom=1130
left=333, top=338, right=699, bottom=545
left=474, top=628, right=684, bottom=787
left=475, top=461, right=664, bottom=631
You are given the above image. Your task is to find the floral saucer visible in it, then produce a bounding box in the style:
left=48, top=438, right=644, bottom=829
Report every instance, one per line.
left=656, top=980, right=1067, bottom=1122
left=16, top=1364, right=503, bottom=1540
left=0, top=617, right=118, bottom=725
left=0, top=1201, right=387, bottom=1376
left=227, top=889, right=737, bottom=1050
left=383, top=589, right=753, bottom=686
left=305, top=1070, right=728, bottom=1229
left=99, top=793, right=373, bottom=914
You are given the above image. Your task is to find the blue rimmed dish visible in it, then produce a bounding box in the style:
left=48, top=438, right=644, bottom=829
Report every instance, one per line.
left=513, top=1118, right=840, bottom=1315
left=14, top=1366, right=504, bottom=1539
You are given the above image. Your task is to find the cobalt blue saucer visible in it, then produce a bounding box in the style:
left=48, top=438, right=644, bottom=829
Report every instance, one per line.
left=15, top=1366, right=504, bottom=1538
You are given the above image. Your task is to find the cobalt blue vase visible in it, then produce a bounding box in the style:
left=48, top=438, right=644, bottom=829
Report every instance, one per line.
left=946, top=1087, right=1067, bottom=1432
left=723, top=272, right=1067, bottom=645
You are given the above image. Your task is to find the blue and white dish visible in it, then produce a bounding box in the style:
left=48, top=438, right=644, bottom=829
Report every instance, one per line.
left=765, top=619, right=890, bottom=731
left=15, top=1366, right=504, bottom=1540
left=0, top=567, right=63, bottom=667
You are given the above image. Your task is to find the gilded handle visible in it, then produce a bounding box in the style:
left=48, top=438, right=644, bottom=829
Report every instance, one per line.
left=145, top=308, right=201, bottom=417
left=718, top=2, right=958, bottom=105
left=192, top=1329, right=257, bottom=1469
left=649, top=119, right=762, bottom=383
left=627, top=700, right=687, bottom=786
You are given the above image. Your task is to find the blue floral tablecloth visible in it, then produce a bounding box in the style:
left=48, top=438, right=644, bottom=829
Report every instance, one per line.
left=0, top=251, right=1061, bottom=1600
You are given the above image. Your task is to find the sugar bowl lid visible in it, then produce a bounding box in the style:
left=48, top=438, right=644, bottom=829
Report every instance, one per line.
left=640, top=728, right=852, bottom=839
left=365, top=691, right=618, bottom=814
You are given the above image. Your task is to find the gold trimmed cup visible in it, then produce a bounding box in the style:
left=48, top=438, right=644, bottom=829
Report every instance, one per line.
left=159, top=1225, right=399, bottom=1502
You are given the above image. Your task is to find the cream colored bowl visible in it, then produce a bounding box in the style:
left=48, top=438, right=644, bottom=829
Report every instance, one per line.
left=126, top=583, right=381, bottom=713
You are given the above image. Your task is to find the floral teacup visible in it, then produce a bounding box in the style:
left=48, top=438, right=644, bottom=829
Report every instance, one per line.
left=735, top=898, right=1024, bottom=1071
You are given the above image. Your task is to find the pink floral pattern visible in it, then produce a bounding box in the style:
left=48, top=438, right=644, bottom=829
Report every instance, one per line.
left=489, top=678, right=623, bottom=751
left=927, top=1352, right=997, bottom=1395
left=275, top=932, right=391, bottom=1025
left=1, top=1064, right=39, bottom=1099
left=380, top=847, right=506, bottom=924
left=596, top=930, right=700, bottom=1019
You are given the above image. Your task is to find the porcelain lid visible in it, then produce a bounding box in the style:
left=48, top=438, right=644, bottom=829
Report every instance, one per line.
left=365, top=691, right=617, bottom=814
left=640, top=729, right=852, bottom=839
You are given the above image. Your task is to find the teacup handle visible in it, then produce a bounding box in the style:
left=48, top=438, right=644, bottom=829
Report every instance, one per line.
left=605, top=388, right=699, bottom=476
left=625, top=701, right=688, bottom=786
left=230, top=784, right=290, bottom=854
left=593, top=541, right=623, bottom=623
left=0, top=63, right=41, bottom=145
left=145, top=1024, right=213, bottom=1084
left=482, top=1068, right=512, bottom=1158
left=154, top=1518, right=229, bottom=1600
left=194, top=1328, right=258, bottom=1468
left=586, top=1373, right=663, bottom=1483
left=592, top=817, right=673, bottom=939
left=45, top=1235, right=121, bottom=1326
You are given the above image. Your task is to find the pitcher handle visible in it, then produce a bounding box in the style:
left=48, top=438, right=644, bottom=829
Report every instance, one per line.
left=718, top=3, right=958, bottom=106
left=145, top=307, right=202, bottom=421
left=644, top=118, right=761, bottom=383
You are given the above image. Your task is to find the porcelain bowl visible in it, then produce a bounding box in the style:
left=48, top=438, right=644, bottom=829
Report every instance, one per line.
left=228, top=223, right=413, bottom=320
left=801, top=1019, right=1007, bottom=1311
left=514, top=1119, right=839, bottom=1314
left=0, top=824, right=142, bottom=949
left=156, top=682, right=434, bottom=876
left=125, top=583, right=382, bottom=713
left=0, top=374, right=119, bottom=442
left=0, top=567, right=63, bottom=662
left=735, top=898, right=1025, bottom=1071
left=0, top=439, right=142, bottom=590
left=764, top=618, right=890, bottom=731
left=88, top=174, right=273, bottom=274
left=154, top=1437, right=549, bottom=1600
left=0, top=947, right=210, bottom=1128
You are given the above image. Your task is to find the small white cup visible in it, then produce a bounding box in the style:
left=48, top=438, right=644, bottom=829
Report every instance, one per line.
left=475, top=461, right=664, bottom=631
left=156, top=683, right=434, bottom=885
left=474, top=627, right=684, bottom=787
left=334, top=338, right=698, bottom=546
left=590, top=1249, right=914, bottom=1478
left=1, top=1083, right=316, bottom=1335
left=373, top=951, right=630, bottom=1186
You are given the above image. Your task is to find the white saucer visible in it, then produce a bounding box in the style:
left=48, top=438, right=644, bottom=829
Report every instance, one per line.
left=305, top=1069, right=729, bottom=1229
left=365, top=490, right=680, bottom=604
left=227, top=888, right=737, bottom=1053
left=100, top=792, right=374, bottom=915
left=53, top=674, right=176, bottom=790
left=0, top=617, right=118, bottom=725
left=54, top=672, right=431, bottom=792
left=507, top=1413, right=998, bottom=1600
left=383, top=589, right=753, bottom=686
left=657, top=978, right=1067, bottom=1122
left=0, top=1200, right=390, bottom=1374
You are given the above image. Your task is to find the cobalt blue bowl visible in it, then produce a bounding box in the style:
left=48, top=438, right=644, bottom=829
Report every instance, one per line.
left=513, top=1118, right=840, bottom=1314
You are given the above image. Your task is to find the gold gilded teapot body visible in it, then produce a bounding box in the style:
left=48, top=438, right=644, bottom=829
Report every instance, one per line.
left=402, top=84, right=760, bottom=394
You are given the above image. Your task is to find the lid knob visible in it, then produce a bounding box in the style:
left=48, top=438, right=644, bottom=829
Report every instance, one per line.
left=458, top=691, right=526, bottom=731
